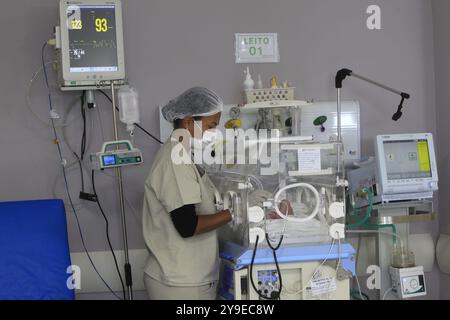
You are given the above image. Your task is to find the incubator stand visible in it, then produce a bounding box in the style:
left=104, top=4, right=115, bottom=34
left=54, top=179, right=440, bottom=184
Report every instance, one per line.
left=219, top=242, right=355, bottom=300
left=206, top=139, right=355, bottom=300
left=348, top=200, right=435, bottom=299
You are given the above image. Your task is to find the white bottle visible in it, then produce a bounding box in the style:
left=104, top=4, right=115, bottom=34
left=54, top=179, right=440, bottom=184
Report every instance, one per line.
left=243, top=66, right=255, bottom=90
left=256, top=74, right=264, bottom=89
left=118, top=85, right=140, bottom=133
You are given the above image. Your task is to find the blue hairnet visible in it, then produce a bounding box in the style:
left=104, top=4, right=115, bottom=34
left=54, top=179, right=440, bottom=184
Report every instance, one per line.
left=161, top=87, right=223, bottom=122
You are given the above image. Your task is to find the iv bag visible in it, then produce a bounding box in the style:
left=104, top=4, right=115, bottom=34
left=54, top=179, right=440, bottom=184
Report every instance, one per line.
left=118, top=85, right=140, bottom=132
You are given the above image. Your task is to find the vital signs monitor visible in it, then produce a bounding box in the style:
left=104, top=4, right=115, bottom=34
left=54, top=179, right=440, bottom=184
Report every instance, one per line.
left=375, top=133, right=438, bottom=202
left=58, top=0, right=125, bottom=88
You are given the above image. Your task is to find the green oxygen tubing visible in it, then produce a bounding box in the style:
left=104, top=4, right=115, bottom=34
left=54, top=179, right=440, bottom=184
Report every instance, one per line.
left=346, top=188, right=398, bottom=243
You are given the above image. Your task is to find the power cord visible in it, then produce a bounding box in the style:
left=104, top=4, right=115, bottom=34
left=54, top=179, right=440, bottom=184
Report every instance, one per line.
left=282, top=239, right=336, bottom=297
left=73, top=152, right=85, bottom=193
left=80, top=91, right=87, bottom=160
left=382, top=287, right=394, bottom=300
left=42, top=41, right=123, bottom=300
left=353, top=234, right=366, bottom=300
left=74, top=92, right=87, bottom=193
left=91, top=170, right=127, bottom=300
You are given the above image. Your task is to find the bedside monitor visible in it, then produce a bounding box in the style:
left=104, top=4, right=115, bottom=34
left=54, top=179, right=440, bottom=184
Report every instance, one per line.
left=59, top=0, right=125, bottom=87
left=375, top=133, right=438, bottom=201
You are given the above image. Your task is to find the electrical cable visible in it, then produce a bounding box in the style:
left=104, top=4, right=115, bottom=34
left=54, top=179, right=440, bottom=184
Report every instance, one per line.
left=351, top=289, right=369, bottom=300
left=382, top=287, right=394, bottom=300
left=91, top=170, right=127, bottom=300
left=353, top=234, right=365, bottom=299
left=42, top=41, right=123, bottom=300
left=72, top=152, right=85, bottom=193
left=319, top=235, right=342, bottom=300
left=323, top=236, right=342, bottom=299
left=70, top=92, right=87, bottom=192
left=54, top=153, right=143, bottom=227
left=68, top=90, right=142, bottom=225
left=80, top=91, right=87, bottom=160
left=283, top=239, right=336, bottom=296
left=37, top=78, right=92, bottom=206
left=336, top=237, right=342, bottom=272
left=96, top=100, right=107, bottom=142
left=97, top=89, right=163, bottom=145
left=52, top=159, right=85, bottom=211
left=54, top=103, right=143, bottom=226
left=354, top=273, right=366, bottom=300
left=355, top=234, right=362, bottom=275
left=56, top=91, right=97, bottom=200
left=59, top=94, right=94, bottom=161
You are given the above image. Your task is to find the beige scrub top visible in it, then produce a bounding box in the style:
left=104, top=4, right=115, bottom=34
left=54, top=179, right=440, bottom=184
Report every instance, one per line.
left=142, top=140, right=220, bottom=286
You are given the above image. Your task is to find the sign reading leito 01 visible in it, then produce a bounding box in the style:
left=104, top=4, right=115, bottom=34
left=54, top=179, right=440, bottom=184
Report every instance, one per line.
left=235, top=33, right=279, bottom=63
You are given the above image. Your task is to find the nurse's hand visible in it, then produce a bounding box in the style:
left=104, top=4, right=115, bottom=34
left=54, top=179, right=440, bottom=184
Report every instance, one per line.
left=226, top=208, right=234, bottom=222
left=267, top=200, right=294, bottom=219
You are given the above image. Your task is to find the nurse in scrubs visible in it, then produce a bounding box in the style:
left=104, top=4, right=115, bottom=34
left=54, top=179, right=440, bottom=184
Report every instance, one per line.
left=143, top=87, right=235, bottom=300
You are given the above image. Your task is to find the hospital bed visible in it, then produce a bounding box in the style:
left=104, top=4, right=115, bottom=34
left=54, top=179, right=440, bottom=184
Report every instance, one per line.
left=0, top=199, right=75, bottom=300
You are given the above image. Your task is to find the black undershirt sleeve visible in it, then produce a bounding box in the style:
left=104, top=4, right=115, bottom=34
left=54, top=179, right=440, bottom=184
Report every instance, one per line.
left=170, top=204, right=199, bottom=238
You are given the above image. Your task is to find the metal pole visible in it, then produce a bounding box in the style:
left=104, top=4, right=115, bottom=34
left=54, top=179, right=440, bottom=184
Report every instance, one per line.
left=337, top=88, right=342, bottom=174
left=350, top=72, right=404, bottom=96
left=111, top=81, right=133, bottom=300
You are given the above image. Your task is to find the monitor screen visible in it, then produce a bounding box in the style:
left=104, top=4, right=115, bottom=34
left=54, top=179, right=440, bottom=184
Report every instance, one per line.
left=102, top=155, right=116, bottom=166
left=383, top=139, right=432, bottom=181
left=66, top=5, right=118, bottom=73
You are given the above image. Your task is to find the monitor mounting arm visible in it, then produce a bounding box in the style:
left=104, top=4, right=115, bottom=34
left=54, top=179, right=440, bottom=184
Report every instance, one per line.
left=334, top=68, right=411, bottom=174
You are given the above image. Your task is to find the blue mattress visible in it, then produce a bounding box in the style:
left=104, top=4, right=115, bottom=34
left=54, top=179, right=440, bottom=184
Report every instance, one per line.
left=0, top=199, right=75, bottom=300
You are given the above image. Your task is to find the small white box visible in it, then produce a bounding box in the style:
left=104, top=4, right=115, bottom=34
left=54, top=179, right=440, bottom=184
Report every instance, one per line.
left=389, top=266, right=426, bottom=299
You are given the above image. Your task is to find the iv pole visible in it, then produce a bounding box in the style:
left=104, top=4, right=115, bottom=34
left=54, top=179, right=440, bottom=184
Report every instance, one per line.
left=335, top=68, right=411, bottom=173
left=110, top=81, right=133, bottom=300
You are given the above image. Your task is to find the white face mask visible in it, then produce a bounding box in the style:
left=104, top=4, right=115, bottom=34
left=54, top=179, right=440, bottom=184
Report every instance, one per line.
left=192, top=121, right=220, bottom=148
left=202, top=129, right=220, bottom=146
left=191, top=121, right=223, bottom=165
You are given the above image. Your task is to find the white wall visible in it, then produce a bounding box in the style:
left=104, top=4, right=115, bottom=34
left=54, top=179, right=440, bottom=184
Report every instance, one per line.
left=432, top=0, right=450, bottom=300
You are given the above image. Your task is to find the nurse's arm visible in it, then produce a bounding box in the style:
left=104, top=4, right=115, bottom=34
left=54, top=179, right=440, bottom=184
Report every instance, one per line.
left=171, top=205, right=232, bottom=238
left=195, top=210, right=232, bottom=236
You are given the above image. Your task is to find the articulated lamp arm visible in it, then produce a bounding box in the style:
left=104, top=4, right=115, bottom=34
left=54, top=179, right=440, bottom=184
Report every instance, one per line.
left=335, top=68, right=410, bottom=121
